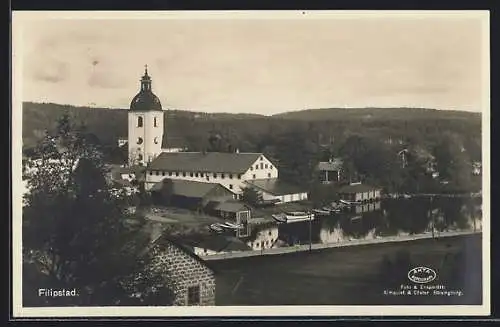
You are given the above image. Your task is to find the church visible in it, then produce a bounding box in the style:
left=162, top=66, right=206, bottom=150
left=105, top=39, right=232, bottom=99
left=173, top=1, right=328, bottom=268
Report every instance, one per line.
left=122, top=67, right=308, bottom=203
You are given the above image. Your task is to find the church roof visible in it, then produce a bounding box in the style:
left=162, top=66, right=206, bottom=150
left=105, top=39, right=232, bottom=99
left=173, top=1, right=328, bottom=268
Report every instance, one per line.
left=130, top=66, right=163, bottom=112
left=148, top=152, right=262, bottom=174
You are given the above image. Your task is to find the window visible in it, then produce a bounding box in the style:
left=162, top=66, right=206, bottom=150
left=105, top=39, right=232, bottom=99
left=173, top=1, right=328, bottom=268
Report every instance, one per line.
left=260, top=163, right=263, bottom=169
left=229, top=174, right=233, bottom=179
left=213, top=173, right=217, bottom=178
left=265, top=164, right=268, bottom=169
left=154, top=117, right=158, bottom=127
left=175, top=172, right=179, bottom=176
left=229, top=184, right=233, bottom=190
left=270, top=165, right=273, bottom=170
left=137, top=116, right=143, bottom=127
left=268, top=173, right=271, bottom=178
left=138, top=154, right=143, bottom=160
left=187, top=285, right=201, bottom=306
left=137, top=137, right=143, bottom=145
left=260, top=156, right=263, bottom=161
left=154, top=137, right=159, bottom=144
left=183, top=172, right=186, bottom=177
left=250, top=166, right=253, bottom=171
left=168, top=172, right=172, bottom=176
left=255, top=165, right=258, bottom=170
left=162, top=171, right=165, bottom=176
left=155, top=171, right=159, bottom=176
left=268, top=231, right=272, bottom=236
left=253, top=174, right=256, bottom=179
left=221, top=173, right=225, bottom=179
left=195, top=173, right=199, bottom=177
left=149, top=171, right=153, bottom=175
left=206, top=175, right=210, bottom=181
left=190, top=172, right=194, bottom=177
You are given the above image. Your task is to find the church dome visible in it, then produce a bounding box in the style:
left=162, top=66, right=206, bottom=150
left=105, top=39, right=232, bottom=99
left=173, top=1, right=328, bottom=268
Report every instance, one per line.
left=130, top=66, right=163, bottom=111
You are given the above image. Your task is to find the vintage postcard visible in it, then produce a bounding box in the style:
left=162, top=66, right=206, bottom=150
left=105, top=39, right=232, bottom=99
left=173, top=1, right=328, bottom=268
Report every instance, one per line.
left=12, top=10, right=490, bottom=318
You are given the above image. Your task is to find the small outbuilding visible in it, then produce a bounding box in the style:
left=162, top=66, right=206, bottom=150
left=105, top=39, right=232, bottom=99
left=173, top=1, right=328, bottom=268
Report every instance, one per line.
left=338, top=182, right=382, bottom=203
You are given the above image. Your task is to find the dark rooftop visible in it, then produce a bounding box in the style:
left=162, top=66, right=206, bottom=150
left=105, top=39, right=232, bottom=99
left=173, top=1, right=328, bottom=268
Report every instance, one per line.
left=148, top=152, right=262, bottom=174
left=245, top=178, right=307, bottom=196
left=215, top=201, right=250, bottom=213
left=151, top=178, right=231, bottom=199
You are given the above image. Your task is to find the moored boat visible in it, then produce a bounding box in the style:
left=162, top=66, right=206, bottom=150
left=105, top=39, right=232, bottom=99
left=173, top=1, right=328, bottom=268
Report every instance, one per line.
left=272, top=213, right=287, bottom=223
left=340, top=199, right=362, bottom=206
left=312, top=208, right=331, bottom=215
left=284, top=211, right=315, bottom=223
left=210, top=223, right=224, bottom=232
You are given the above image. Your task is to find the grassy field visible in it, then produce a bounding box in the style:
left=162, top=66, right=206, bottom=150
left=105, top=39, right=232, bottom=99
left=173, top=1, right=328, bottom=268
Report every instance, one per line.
left=211, top=234, right=482, bottom=305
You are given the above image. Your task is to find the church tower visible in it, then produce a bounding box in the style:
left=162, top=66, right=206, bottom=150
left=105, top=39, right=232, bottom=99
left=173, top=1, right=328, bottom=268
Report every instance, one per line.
left=128, top=66, right=164, bottom=166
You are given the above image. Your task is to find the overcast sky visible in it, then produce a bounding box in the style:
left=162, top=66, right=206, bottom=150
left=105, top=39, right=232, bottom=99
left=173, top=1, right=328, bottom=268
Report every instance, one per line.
left=18, top=12, right=487, bottom=114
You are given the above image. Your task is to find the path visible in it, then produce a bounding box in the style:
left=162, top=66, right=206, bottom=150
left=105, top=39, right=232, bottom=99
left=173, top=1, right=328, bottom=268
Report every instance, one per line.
left=202, top=230, right=482, bottom=261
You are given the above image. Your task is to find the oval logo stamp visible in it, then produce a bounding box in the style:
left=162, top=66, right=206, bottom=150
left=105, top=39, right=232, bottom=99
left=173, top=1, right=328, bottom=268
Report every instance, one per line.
left=407, top=266, right=437, bottom=284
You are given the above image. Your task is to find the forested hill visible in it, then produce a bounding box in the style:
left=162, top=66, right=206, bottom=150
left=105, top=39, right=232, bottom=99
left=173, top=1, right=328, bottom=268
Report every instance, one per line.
left=22, top=102, right=481, bottom=156
left=273, top=107, right=481, bottom=121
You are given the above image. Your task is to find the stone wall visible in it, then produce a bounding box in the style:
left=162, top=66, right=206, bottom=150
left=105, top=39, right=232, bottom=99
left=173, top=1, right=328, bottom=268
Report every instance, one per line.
left=151, top=241, right=216, bottom=306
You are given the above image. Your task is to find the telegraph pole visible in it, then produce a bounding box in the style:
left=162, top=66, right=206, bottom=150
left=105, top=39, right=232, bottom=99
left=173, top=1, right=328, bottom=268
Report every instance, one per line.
left=309, top=211, right=312, bottom=252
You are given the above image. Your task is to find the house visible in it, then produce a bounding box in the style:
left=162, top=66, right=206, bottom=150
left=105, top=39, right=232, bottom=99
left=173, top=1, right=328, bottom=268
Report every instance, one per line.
left=148, top=235, right=216, bottom=306
left=244, top=178, right=308, bottom=204
left=150, top=179, right=235, bottom=210
left=317, top=158, right=343, bottom=184
left=338, top=182, right=381, bottom=203
left=144, top=152, right=279, bottom=197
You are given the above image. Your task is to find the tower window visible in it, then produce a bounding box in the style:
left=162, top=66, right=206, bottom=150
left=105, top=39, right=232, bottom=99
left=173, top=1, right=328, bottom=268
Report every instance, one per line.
left=137, top=116, right=143, bottom=127
left=137, top=137, right=143, bottom=145
left=154, top=117, right=158, bottom=127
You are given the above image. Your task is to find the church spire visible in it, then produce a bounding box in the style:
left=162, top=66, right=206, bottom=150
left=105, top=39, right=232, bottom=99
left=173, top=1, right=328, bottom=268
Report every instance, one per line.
left=140, top=64, right=152, bottom=91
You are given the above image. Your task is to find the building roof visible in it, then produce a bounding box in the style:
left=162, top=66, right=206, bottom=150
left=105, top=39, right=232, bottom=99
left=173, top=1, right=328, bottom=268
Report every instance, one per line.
left=151, top=235, right=216, bottom=272
left=214, top=200, right=250, bottom=213
left=130, top=68, right=162, bottom=112
left=317, top=158, right=343, bottom=171
left=151, top=178, right=228, bottom=199
left=148, top=152, right=262, bottom=174
left=245, top=178, right=307, bottom=196
left=338, top=183, right=381, bottom=194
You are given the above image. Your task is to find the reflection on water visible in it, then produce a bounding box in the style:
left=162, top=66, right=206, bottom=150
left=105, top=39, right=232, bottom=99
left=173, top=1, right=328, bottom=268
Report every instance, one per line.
left=241, top=197, right=482, bottom=248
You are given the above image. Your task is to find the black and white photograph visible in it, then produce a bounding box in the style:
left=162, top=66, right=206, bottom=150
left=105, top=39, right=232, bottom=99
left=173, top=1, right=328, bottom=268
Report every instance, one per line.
left=12, top=10, right=490, bottom=317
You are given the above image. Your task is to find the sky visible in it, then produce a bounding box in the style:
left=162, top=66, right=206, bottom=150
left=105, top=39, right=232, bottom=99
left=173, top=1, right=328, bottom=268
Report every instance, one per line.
left=18, top=12, right=488, bottom=115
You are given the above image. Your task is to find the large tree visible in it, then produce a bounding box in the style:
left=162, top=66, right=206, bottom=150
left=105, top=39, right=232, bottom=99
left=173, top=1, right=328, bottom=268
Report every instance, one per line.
left=22, top=114, right=174, bottom=306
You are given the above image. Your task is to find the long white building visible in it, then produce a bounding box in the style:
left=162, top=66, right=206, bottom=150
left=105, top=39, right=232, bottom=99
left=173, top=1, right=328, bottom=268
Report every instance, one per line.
left=125, top=67, right=306, bottom=202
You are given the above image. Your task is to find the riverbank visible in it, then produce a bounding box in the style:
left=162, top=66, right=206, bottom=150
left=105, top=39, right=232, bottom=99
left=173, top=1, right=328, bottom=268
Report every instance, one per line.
left=203, top=229, right=481, bottom=261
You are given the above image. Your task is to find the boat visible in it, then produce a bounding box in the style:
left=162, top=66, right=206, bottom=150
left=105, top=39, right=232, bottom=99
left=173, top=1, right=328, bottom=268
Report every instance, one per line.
left=340, top=199, right=362, bottom=206
left=272, top=213, right=287, bottom=223
left=350, top=215, right=362, bottom=221
left=323, top=206, right=342, bottom=213
left=312, top=208, right=331, bottom=216
left=284, top=211, right=315, bottom=223
left=210, top=223, right=224, bottom=233
left=223, top=222, right=243, bottom=229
